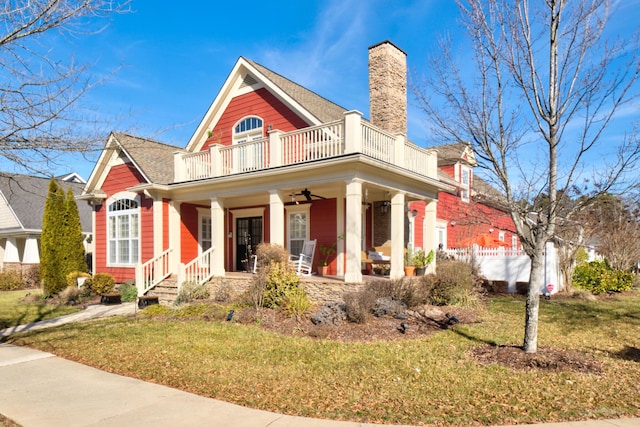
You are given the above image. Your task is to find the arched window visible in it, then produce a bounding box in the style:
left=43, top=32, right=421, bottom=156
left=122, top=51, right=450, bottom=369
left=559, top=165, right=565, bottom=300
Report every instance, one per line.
left=107, top=196, right=139, bottom=265
left=233, top=116, right=263, bottom=144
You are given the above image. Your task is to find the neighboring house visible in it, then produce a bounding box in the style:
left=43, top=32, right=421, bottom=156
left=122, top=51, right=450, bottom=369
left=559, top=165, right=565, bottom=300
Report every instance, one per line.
left=407, top=143, right=518, bottom=252
left=81, top=41, right=460, bottom=294
left=0, top=173, right=93, bottom=275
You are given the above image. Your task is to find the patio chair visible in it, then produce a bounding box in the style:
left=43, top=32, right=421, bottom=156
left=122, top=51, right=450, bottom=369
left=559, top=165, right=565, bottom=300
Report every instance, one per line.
left=289, top=239, right=317, bottom=276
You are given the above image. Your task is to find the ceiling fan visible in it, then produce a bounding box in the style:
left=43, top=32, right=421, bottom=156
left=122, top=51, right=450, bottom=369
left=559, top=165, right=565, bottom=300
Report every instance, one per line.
left=291, top=188, right=326, bottom=202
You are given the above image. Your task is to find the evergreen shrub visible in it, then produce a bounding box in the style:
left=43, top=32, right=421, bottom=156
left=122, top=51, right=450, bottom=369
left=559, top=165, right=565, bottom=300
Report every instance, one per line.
left=572, top=260, right=634, bottom=295
left=0, top=270, right=24, bottom=291
left=118, top=282, right=138, bottom=302
left=91, top=273, right=115, bottom=295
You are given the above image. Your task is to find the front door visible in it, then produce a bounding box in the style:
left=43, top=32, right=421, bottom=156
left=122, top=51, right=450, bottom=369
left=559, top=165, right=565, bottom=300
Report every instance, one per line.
left=236, top=216, right=263, bottom=271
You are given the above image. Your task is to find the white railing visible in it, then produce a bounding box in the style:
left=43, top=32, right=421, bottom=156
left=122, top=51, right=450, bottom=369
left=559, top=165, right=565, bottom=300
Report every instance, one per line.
left=445, top=247, right=526, bottom=259
left=175, top=116, right=443, bottom=182
left=177, top=246, right=215, bottom=292
left=281, top=120, right=344, bottom=163
left=135, top=248, right=173, bottom=297
left=361, top=122, right=395, bottom=163
left=404, top=142, right=436, bottom=177
left=220, top=138, right=269, bottom=175
left=182, top=151, right=211, bottom=180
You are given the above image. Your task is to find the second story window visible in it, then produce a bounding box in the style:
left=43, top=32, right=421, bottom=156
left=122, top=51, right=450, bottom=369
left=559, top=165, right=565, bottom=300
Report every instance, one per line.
left=460, top=166, right=471, bottom=202
left=233, top=116, right=263, bottom=144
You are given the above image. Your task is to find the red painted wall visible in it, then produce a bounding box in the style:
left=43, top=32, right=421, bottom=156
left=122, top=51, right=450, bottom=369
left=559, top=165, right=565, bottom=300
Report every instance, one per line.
left=94, top=163, right=153, bottom=283
left=202, top=88, right=310, bottom=150
left=310, top=199, right=338, bottom=274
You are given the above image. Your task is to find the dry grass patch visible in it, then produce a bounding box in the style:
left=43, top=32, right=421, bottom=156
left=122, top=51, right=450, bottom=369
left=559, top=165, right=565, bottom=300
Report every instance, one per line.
left=7, top=292, right=640, bottom=426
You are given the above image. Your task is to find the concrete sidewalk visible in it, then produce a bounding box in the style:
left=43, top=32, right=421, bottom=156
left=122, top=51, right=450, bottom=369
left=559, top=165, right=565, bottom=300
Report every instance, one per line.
left=0, top=304, right=638, bottom=427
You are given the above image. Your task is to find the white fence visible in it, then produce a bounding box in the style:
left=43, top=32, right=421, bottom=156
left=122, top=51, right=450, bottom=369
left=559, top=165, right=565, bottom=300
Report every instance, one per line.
left=445, top=242, right=562, bottom=294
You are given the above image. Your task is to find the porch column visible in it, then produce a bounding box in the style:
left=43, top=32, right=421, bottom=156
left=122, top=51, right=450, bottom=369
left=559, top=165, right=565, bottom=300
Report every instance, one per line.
left=3, top=237, right=20, bottom=263
left=336, top=185, right=345, bottom=276
left=344, top=180, right=363, bottom=283
left=152, top=195, right=164, bottom=257
left=390, top=192, right=406, bottom=279
left=22, top=237, right=40, bottom=264
left=169, top=201, right=181, bottom=271
left=269, top=190, right=285, bottom=246
left=424, top=200, right=437, bottom=274
left=210, top=197, right=226, bottom=276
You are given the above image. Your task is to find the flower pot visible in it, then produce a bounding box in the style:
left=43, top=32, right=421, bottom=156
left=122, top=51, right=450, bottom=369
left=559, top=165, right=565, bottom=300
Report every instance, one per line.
left=415, top=267, right=426, bottom=276
left=318, top=265, right=329, bottom=276
left=404, top=266, right=416, bottom=276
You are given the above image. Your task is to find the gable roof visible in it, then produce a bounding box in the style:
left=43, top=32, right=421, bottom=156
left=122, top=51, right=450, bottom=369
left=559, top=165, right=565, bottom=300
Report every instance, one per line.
left=245, top=59, right=349, bottom=124
left=111, top=133, right=179, bottom=185
left=435, top=142, right=477, bottom=167
left=0, top=173, right=92, bottom=233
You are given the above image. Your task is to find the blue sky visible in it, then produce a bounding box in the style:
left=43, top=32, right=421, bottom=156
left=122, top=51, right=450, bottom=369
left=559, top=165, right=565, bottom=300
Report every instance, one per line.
left=25, top=0, right=640, bottom=180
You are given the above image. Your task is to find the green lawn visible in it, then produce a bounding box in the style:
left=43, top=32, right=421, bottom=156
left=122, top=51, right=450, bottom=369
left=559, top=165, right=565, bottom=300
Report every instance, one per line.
left=0, top=290, right=80, bottom=330
left=7, top=293, right=640, bottom=426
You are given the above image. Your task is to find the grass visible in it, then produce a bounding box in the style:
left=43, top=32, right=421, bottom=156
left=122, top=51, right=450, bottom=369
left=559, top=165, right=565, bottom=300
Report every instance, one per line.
left=0, top=290, right=80, bottom=330
left=7, top=293, right=640, bottom=426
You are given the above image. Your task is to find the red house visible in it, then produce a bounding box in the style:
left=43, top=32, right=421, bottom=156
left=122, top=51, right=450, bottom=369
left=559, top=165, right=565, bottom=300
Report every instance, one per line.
left=430, top=143, right=517, bottom=250
left=81, top=41, right=511, bottom=297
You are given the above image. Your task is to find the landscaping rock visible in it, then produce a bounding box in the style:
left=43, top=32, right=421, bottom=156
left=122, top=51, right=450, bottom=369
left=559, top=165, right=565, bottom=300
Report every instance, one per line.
left=311, top=302, right=347, bottom=325
left=373, top=297, right=407, bottom=317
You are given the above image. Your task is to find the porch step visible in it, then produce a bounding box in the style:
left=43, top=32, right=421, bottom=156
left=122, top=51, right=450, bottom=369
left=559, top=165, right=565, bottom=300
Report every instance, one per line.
left=147, top=279, right=178, bottom=305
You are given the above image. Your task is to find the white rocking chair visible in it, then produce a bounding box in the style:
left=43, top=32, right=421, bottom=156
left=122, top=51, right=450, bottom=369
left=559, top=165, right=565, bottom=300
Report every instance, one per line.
left=290, top=239, right=317, bottom=276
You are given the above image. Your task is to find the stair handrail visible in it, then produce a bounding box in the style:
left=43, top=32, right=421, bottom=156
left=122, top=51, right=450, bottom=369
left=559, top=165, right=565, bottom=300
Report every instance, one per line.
left=135, top=248, right=173, bottom=297
left=177, top=246, right=215, bottom=293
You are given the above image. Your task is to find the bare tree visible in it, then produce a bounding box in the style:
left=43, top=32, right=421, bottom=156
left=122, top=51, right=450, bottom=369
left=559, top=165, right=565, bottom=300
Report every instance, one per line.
left=414, top=0, right=640, bottom=353
left=0, top=0, right=128, bottom=174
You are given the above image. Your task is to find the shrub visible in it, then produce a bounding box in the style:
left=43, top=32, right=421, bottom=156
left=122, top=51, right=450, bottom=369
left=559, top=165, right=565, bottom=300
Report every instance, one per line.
left=0, top=270, right=24, bottom=291
left=343, top=290, right=377, bottom=323
left=281, top=286, right=312, bottom=319
left=118, top=282, right=138, bottom=302
left=255, top=243, right=290, bottom=268
left=366, top=278, right=416, bottom=306
left=59, top=286, right=80, bottom=305
left=91, top=273, right=115, bottom=295
left=572, top=260, right=634, bottom=295
left=414, top=260, right=482, bottom=307
left=261, top=261, right=301, bottom=309
left=66, top=271, right=92, bottom=288
left=175, top=281, right=210, bottom=305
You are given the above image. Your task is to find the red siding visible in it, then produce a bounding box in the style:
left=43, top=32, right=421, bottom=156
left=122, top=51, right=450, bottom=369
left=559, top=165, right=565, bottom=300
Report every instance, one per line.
left=202, top=88, right=309, bottom=150
left=94, top=163, right=152, bottom=283
left=163, top=199, right=169, bottom=250
left=310, top=199, right=338, bottom=274
left=180, top=203, right=201, bottom=264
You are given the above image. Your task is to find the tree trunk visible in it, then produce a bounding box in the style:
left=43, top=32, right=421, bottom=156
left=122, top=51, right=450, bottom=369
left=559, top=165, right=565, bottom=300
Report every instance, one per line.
left=523, top=247, right=545, bottom=353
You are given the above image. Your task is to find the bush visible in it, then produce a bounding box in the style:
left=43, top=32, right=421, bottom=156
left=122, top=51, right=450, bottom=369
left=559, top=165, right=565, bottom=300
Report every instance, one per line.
left=572, top=260, right=634, bottom=295
left=66, top=271, right=92, bottom=288
left=414, top=261, right=482, bottom=307
left=261, top=261, right=301, bottom=309
left=281, top=286, right=312, bottom=319
left=0, top=270, right=24, bottom=291
left=175, top=281, right=210, bottom=305
left=343, top=290, right=377, bottom=323
left=255, top=243, right=290, bottom=269
left=118, top=282, right=138, bottom=302
left=366, top=278, right=416, bottom=306
left=91, top=273, right=115, bottom=295
left=59, top=286, right=80, bottom=305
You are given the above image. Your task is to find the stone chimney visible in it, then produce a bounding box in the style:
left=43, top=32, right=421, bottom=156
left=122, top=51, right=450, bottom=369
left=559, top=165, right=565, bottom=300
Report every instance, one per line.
left=368, top=40, right=407, bottom=136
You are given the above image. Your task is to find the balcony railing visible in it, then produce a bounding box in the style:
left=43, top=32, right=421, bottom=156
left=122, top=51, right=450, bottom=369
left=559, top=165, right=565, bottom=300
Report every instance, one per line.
left=174, top=111, right=437, bottom=182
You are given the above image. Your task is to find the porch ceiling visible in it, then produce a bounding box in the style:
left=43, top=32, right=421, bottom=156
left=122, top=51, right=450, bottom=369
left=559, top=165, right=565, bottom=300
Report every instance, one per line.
left=135, top=154, right=453, bottom=207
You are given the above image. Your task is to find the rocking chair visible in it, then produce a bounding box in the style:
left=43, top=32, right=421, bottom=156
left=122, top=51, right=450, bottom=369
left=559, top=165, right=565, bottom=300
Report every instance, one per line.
left=289, top=239, right=317, bottom=276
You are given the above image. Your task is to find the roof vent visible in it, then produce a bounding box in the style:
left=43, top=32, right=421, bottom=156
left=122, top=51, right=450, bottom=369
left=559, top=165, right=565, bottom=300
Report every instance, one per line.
left=240, top=74, right=258, bottom=88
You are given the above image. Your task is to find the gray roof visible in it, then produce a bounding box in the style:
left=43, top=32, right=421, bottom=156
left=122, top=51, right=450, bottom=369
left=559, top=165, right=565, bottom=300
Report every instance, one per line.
left=111, top=133, right=180, bottom=185
left=245, top=58, right=349, bottom=123
left=434, top=142, right=475, bottom=166
left=0, top=173, right=92, bottom=232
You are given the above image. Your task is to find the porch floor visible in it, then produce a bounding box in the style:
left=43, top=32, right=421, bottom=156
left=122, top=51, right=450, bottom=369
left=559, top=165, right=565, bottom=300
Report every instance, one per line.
left=222, top=271, right=390, bottom=284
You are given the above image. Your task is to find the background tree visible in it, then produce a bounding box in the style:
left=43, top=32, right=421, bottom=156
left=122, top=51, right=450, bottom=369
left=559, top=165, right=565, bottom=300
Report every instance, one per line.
left=0, top=0, right=128, bottom=174
left=414, top=0, right=640, bottom=352
left=63, top=187, right=89, bottom=275
left=40, top=179, right=66, bottom=296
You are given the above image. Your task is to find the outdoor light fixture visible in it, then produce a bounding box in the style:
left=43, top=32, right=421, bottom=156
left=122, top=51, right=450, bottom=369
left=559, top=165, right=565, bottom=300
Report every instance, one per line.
left=450, top=220, right=456, bottom=227
left=381, top=201, right=390, bottom=213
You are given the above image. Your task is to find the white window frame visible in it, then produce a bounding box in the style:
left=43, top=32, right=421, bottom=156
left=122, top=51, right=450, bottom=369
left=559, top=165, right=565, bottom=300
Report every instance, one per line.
left=106, top=192, right=140, bottom=266
left=460, top=165, right=471, bottom=203
left=512, top=234, right=518, bottom=249
left=498, top=231, right=505, bottom=242
left=233, top=116, right=264, bottom=144
left=285, top=205, right=310, bottom=256
left=437, top=220, right=448, bottom=250
left=197, top=207, right=212, bottom=253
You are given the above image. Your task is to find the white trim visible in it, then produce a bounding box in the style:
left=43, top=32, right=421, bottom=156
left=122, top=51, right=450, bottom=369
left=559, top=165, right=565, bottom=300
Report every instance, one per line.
left=197, top=207, right=212, bottom=253
left=105, top=191, right=141, bottom=267
left=285, top=204, right=310, bottom=254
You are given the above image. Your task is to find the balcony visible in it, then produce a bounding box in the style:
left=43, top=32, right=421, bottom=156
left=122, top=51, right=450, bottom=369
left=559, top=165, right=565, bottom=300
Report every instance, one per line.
left=174, top=111, right=437, bottom=183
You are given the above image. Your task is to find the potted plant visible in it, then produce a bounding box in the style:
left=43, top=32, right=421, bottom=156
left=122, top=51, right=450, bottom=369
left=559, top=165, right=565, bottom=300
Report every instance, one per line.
left=413, top=249, right=435, bottom=276
left=318, top=242, right=336, bottom=276
left=404, top=249, right=416, bottom=277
